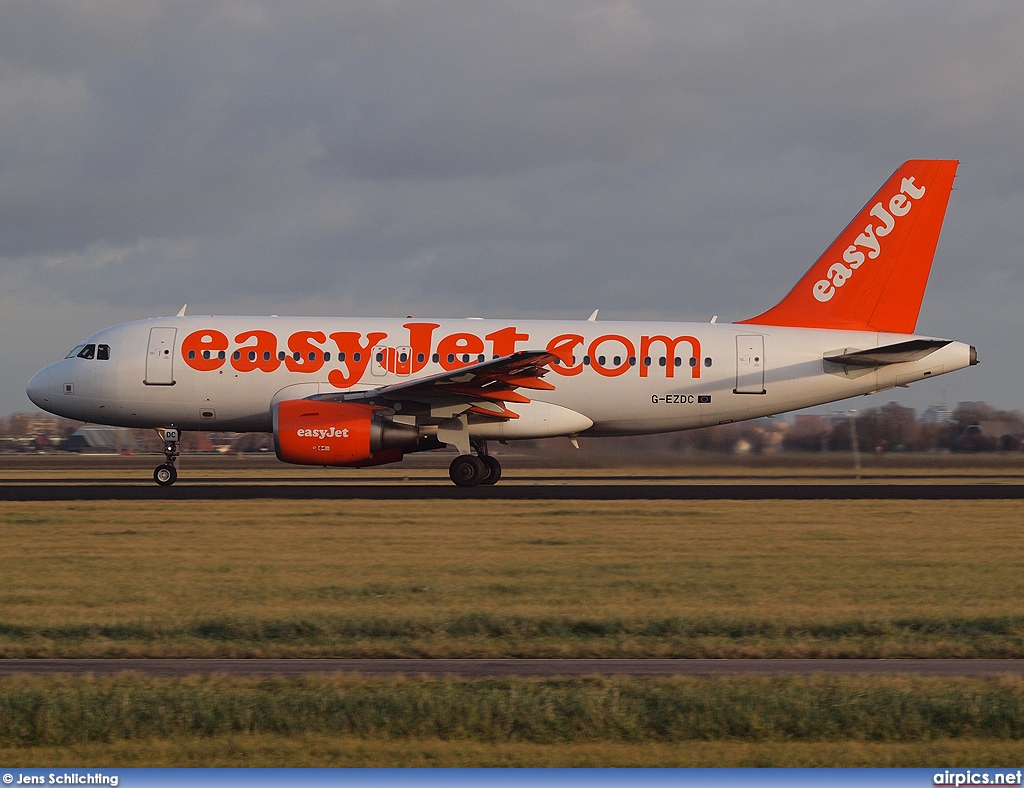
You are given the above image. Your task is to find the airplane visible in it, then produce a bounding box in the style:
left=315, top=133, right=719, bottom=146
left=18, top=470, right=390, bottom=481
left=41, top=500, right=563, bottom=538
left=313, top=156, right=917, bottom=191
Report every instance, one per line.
left=27, top=160, right=975, bottom=487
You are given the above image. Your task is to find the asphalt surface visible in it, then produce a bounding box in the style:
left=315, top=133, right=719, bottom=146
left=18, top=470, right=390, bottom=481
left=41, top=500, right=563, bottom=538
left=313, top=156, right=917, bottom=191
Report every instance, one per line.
left=0, top=483, right=1022, bottom=500
left=2, top=658, right=1023, bottom=677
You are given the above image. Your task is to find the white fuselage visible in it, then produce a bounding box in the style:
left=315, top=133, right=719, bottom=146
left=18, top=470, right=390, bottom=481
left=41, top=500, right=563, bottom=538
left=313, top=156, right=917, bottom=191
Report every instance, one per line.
left=27, top=315, right=973, bottom=438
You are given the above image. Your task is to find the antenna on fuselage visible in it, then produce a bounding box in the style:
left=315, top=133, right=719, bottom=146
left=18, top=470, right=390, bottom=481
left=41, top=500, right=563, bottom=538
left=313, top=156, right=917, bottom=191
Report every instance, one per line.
left=176, top=304, right=187, bottom=317
left=587, top=309, right=599, bottom=321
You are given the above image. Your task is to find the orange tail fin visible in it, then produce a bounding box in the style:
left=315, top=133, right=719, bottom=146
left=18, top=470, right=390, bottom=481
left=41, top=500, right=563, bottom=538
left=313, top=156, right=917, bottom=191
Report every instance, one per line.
left=738, top=160, right=959, bottom=333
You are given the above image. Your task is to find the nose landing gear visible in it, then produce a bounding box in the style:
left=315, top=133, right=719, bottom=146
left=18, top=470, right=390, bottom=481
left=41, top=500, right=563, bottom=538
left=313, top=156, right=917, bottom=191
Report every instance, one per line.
left=448, top=440, right=502, bottom=487
left=153, top=428, right=180, bottom=487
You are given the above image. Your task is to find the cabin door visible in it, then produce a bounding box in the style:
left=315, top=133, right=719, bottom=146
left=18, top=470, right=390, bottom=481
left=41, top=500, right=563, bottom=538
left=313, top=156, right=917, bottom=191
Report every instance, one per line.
left=734, top=335, right=765, bottom=394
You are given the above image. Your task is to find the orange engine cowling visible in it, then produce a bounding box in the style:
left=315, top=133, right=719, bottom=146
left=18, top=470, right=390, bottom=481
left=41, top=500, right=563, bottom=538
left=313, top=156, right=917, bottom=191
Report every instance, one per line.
left=274, top=400, right=413, bottom=467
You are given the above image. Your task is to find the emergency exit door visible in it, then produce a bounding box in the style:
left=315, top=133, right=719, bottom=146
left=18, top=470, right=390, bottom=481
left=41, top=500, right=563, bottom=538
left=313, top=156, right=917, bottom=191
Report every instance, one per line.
left=145, top=327, right=177, bottom=385
left=734, top=335, right=766, bottom=394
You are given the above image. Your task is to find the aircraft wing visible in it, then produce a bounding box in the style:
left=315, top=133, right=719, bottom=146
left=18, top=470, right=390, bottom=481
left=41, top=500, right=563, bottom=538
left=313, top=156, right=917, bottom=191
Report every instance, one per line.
left=823, top=339, right=952, bottom=368
left=313, top=350, right=559, bottom=421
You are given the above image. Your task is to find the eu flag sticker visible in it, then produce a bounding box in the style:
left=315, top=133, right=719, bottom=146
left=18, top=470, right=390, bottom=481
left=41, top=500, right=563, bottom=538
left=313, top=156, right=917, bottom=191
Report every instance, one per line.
left=697, top=395, right=712, bottom=404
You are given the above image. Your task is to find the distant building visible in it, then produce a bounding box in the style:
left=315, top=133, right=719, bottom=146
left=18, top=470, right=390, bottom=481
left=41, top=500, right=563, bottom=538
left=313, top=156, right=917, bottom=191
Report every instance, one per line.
left=61, top=425, right=134, bottom=454
left=27, top=416, right=60, bottom=437
left=921, top=404, right=953, bottom=424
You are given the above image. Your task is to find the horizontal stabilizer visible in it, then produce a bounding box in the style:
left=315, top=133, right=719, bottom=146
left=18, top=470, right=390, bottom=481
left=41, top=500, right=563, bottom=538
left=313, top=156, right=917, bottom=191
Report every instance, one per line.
left=824, top=339, right=951, bottom=368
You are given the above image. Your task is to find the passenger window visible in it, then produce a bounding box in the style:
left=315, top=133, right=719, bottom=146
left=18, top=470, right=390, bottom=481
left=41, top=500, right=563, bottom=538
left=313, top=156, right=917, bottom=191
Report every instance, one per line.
left=77, top=344, right=96, bottom=360
left=97, top=345, right=110, bottom=360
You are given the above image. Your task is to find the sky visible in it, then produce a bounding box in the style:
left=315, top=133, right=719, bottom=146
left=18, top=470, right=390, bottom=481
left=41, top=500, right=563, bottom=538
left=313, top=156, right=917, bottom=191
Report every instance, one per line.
left=1, top=0, right=1022, bottom=417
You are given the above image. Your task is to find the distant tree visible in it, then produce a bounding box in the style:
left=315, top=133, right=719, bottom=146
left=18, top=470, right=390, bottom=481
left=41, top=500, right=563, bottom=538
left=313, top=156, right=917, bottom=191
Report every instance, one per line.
left=950, top=402, right=998, bottom=432
left=784, top=416, right=830, bottom=451
left=946, top=402, right=1024, bottom=452
left=230, top=433, right=274, bottom=453
left=855, top=403, right=920, bottom=452
left=953, top=425, right=999, bottom=452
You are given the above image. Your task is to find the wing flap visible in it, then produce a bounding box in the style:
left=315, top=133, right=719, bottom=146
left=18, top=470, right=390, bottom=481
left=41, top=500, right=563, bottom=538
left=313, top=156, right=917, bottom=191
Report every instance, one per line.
left=313, top=350, right=559, bottom=422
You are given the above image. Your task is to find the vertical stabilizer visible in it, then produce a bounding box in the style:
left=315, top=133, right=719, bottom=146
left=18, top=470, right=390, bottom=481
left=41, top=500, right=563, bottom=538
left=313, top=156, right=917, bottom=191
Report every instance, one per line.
left=739, top=160, right=958, bottom=333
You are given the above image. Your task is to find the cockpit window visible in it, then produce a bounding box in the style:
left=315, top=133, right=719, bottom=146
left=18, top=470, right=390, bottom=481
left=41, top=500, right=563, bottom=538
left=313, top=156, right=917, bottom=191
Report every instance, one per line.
left=97, top=344, right=110, bottom=360
left=77, top=344, right=96, bottom=360
left=65, top=344, right=86, bottom=359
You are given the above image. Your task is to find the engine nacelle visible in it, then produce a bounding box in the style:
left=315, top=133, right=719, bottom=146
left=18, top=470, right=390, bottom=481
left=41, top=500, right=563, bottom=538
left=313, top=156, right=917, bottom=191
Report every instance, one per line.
left=274, top=400, right=425, bottom=467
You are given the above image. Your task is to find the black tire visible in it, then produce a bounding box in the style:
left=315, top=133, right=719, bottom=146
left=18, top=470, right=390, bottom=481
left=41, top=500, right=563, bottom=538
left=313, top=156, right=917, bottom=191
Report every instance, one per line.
left=449, top=454, right=485, bottom=487
left=480, top=455, right=502, bottom=485
left=154, top=464, right=177, bottom=486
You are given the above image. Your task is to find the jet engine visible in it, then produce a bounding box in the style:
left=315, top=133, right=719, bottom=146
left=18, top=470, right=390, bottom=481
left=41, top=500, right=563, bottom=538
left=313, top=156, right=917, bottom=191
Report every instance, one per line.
left=273, top=399, right=433, bottom=467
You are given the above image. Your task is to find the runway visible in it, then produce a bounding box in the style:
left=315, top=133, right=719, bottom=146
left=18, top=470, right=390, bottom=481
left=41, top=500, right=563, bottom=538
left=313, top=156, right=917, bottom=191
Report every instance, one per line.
left=0, top=482, right=1022, bottom=500
left=2, top=658, right=1023, bottom=678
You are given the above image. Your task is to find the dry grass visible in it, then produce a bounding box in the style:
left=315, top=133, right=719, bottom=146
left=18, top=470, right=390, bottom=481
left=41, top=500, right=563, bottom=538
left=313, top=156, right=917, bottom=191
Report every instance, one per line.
left=3, top=492, right=1024, bottom=767
left=0, top=499, right=1023, bottom=656
left=3, top=674, right=1024, bottom=766
left=7, top=735, right=1024, bottom=767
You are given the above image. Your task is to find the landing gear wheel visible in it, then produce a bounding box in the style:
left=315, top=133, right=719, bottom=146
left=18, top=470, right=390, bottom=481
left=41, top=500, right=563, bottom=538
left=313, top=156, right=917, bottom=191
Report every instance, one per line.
left=154, top=463, right=177, bottom=486
left=449, top=454, right=485, bottom=487
left=153, top=427, right=181, bottom=487
left=480, top=455, right=502, bottom=485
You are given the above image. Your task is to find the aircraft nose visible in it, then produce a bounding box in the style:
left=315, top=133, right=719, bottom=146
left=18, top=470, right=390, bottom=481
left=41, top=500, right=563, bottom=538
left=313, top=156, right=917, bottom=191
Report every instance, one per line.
left=26, top=366, right=51, bottom=408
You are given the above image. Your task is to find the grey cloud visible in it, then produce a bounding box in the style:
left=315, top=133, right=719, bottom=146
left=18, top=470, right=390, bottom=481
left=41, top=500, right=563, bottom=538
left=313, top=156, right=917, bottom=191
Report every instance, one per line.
left=1, top=1, right=1023, bottom=413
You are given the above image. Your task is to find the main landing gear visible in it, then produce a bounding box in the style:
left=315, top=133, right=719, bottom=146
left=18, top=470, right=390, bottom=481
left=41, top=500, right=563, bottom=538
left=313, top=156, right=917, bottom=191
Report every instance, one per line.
left=153, top=428, right=180, bottom=487
left=449, top=440, right=501, bottom=487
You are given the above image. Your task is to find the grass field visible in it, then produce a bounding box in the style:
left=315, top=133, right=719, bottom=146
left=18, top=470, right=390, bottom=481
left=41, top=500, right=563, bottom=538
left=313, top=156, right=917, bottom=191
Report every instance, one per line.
left=4, top=674, right=1024, bottom=766
left=1, top=499, right=1023, bottom=658
left=10, top=734, right=1024, bottom=767
left=3, top=489, right=1024, bottom=765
